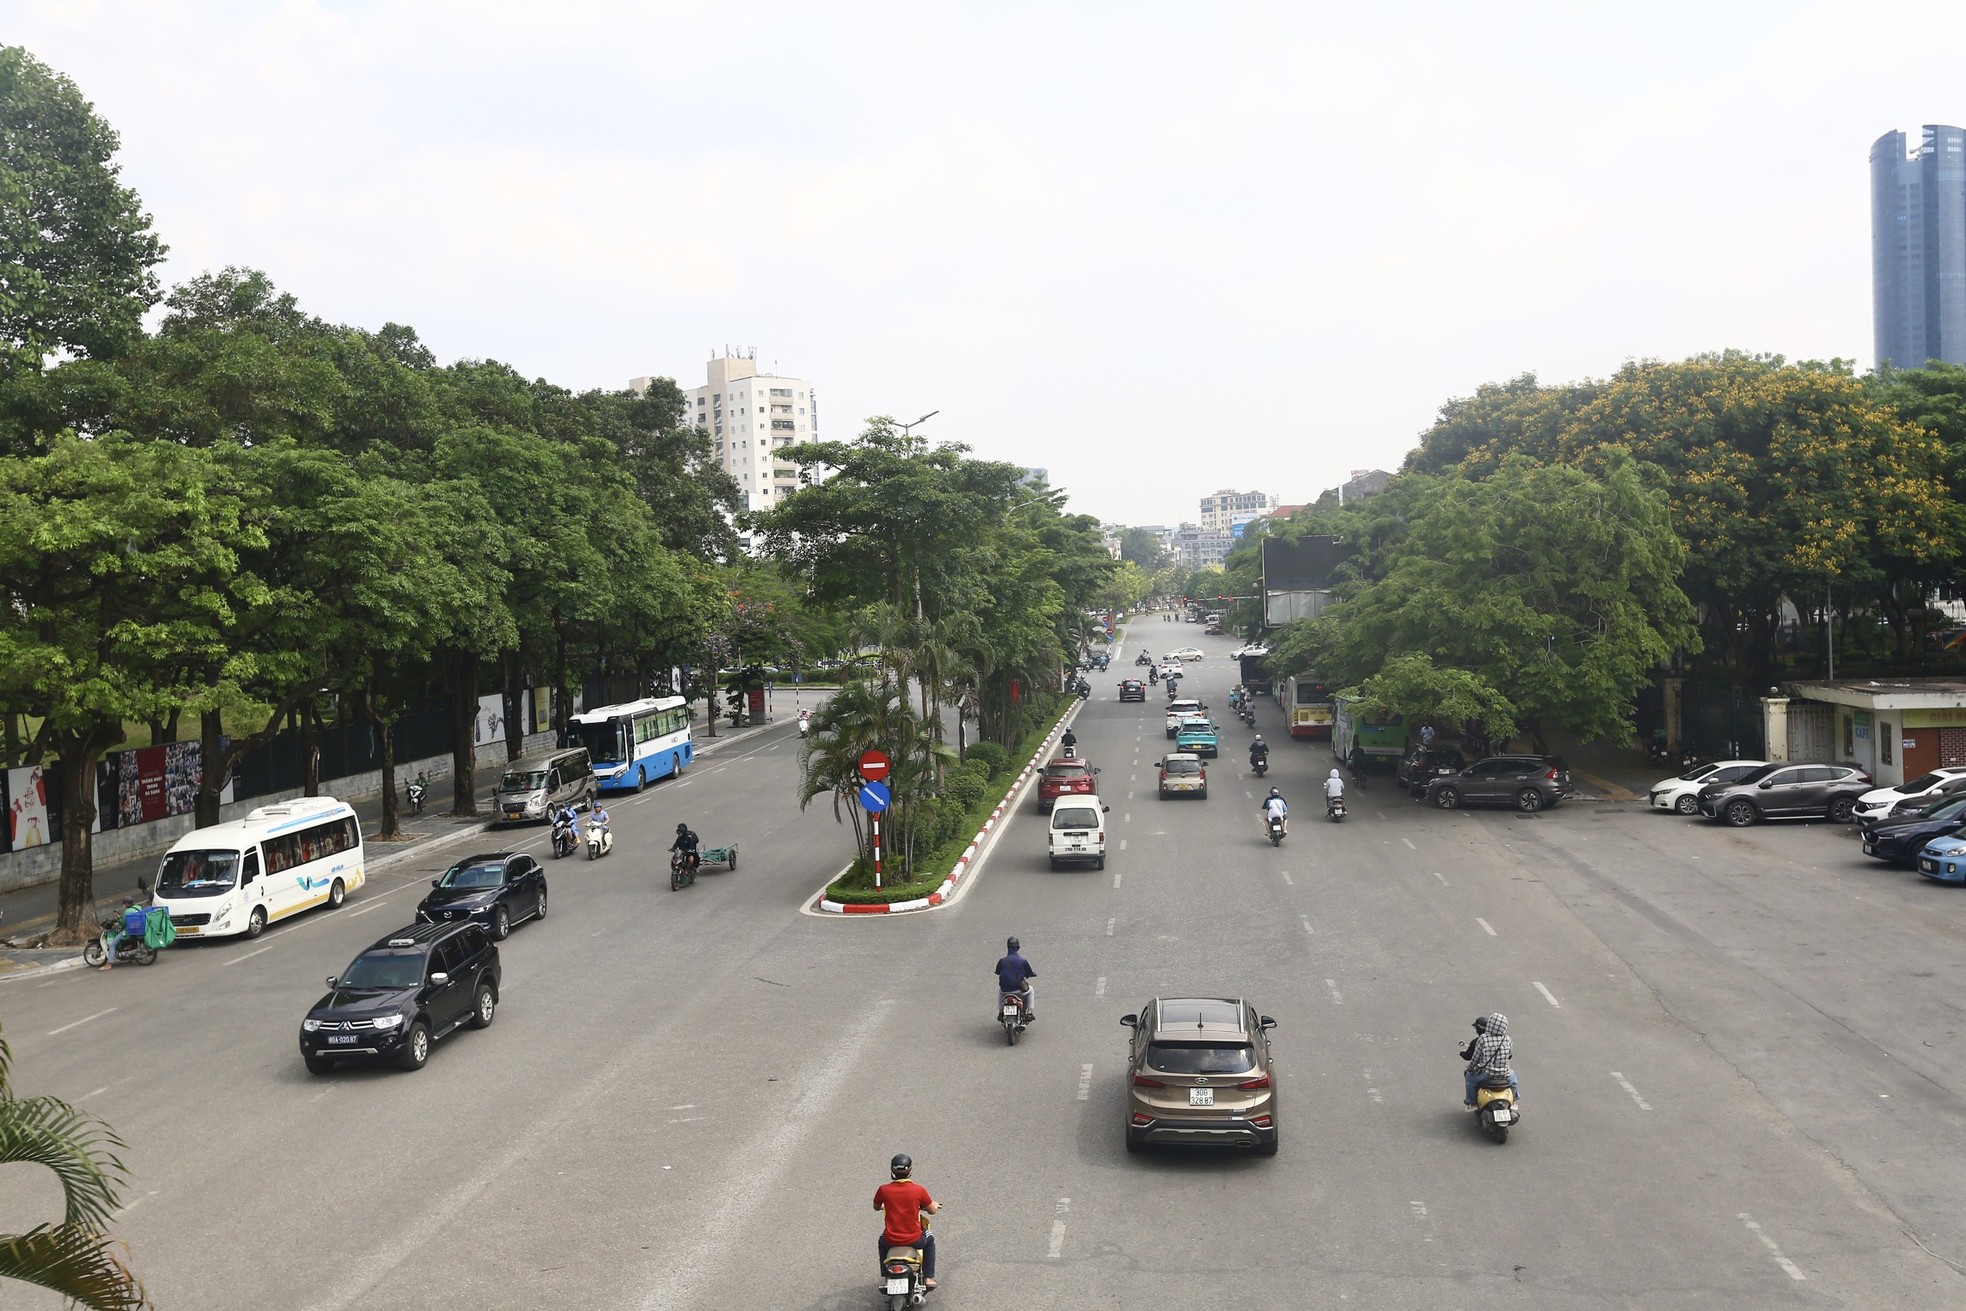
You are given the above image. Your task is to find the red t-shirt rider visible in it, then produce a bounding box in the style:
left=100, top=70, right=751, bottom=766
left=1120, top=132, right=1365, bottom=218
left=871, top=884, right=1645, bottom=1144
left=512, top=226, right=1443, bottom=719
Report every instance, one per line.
left=873, top=1153, right=940, bottom=1290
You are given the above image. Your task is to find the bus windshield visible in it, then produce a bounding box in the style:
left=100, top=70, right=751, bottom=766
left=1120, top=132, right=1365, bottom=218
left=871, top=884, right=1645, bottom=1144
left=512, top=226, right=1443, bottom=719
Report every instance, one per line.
left=573, top=722, right=627, bottom=765
left=157, top=850, right=240, bottom=898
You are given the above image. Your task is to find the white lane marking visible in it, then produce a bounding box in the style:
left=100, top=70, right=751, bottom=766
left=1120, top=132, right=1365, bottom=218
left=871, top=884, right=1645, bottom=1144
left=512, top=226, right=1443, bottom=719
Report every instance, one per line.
left=1120, top=839, right=1128, bottom=851
left=114, top=1189, right=158, bottom=1219
left=1095, top=977, right=1107, bottom=997
left=1738, top=1213, right=1806, bottom=1281
left=1532, top=981, right=1562, bottom=1009
left=80, top=1086, right=110, bottom=1100
left=1048, top=1197, right=1071, bottom=1258
left=1410, top=1200, right=1428, bottom=1219
left=1365, top=1070, right=1383, bottom=1105
left=221, top=942, right=279, bottom=967
left=1124, top=812, right=1131, bottom=823
left=1281, top=870, right=1294, bottom=885
left=347, top=898, right=402, bottom=916
left=1244, top=789, right=1253, bottom=799
left=668, top=1116, right=710, bottom=1124
left=49, top=1008, right=118, bottom=1036
left=1432, top=871, right=1449, bottom=887
left=1324, top=979, right=1344, bottom=1005
left=671, top=1104, right=696, bottom=1110
left=1300, top=916, right=1314, bottom=936
left=1130, top=774, right=1137, bottom=783
left=1612, top=1072, right=1652, bottom=1110
left=1105, top=917, right=1116, bottom=936
left=1476, top=918, right=1497, bottom=936
left=1401, top=837, right=1417, bottom=851
left=1112, top=872, right=1122, bottom=889
left=1076, top=1064, right=1094, bottom=1101
left=676, top=779, right=692, bottom=788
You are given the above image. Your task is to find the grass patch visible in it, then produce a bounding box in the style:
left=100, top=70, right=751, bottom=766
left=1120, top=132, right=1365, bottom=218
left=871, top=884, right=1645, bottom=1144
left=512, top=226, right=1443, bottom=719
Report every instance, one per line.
left=823, top=698, right=1070, bottom=905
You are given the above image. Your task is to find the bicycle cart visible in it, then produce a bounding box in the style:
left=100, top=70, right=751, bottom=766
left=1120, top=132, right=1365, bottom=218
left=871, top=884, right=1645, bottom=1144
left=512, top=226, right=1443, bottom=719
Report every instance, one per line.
left=700, top=844, right=738, bottom=871
left=671, top=843, right=737, bottom=891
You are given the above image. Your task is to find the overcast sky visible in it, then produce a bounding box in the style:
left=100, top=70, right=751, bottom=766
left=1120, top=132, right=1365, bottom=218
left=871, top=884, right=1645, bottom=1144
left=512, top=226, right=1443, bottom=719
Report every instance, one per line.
left=13, top=1, right=1965, bottom=526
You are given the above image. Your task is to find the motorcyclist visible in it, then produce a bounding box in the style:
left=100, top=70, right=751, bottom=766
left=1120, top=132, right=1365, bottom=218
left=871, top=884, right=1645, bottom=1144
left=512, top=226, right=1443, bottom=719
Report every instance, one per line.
left=1260, top=787, right=1289, bottom=836
left=669, top=821, right=700, bottom=873
left=994, top=935, right=1037, bottom=1020
left=1249, top=735, right=1269, bottom=769
left=586, top=802, right=611, bottom=846
left=798, top=708, right=811, bottom=737
left=874, top=1153, right=940, bottom=1291
left=1324, top=767, right=1346, bottom=812
left=1147, top=665, right=1158, bottom=685
left=1060, top=728, right=1078, bottom=757
left=98, top=896, right=147, bottom=971
left=1461, top=1013, right=1519, bottom=1108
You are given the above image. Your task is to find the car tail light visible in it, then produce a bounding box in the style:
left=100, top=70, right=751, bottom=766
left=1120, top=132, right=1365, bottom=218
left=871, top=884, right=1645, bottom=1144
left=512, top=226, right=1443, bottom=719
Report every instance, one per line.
left=1545, top=767, right=1559, bottom=780
left=1097, top=831, right=1105, bottom=842
left=1132, top=1073, right=1166, bottom=1088
left=1250, top=1114, right=1273, bottom=1128
left=1237, top=1074, right=1272, bottom=1090
left=1131, top=1112, right=1153, bottom=1125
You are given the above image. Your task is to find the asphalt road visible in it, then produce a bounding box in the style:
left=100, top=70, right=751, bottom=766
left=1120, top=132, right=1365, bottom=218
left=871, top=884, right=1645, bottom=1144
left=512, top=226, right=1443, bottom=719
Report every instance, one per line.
left=2, top=632, right=1963, bottom=1309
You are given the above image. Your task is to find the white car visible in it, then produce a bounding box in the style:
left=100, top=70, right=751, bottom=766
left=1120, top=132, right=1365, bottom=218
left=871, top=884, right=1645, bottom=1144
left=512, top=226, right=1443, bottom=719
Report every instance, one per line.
left=1164, top=698, right=1204, bottom=737
left=1229, top=644, right=1271, bottom=660
left=1648, top=760, right=1765, bottom=814
left=1852, top=767, right=1966, bottom=821
left=1170, top=646, right=1204, bottom=661
left=1048, top=795, right=1109, bottom=870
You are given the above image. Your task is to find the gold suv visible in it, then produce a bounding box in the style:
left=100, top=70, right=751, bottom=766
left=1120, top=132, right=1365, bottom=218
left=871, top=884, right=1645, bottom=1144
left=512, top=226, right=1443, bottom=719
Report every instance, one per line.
left=1121, top=997, right=1278, bottom=1155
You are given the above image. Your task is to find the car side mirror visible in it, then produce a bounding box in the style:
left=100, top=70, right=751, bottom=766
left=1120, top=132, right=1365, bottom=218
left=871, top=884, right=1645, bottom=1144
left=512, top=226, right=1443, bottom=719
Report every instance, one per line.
left=1103, top=805, right=1111, bottom=812
left=429, top=972, right=449, bottom=985
left=1759, top=781, right=1772, bottom=789
left=1092, top=767, right=1102, bottom=774
left=138, top=876, right=151, bottom=892
left=1121, top=1014, right=1139, bottom=1028
left=325, top=975, right=338, bottom=988
left=432, top=879, right=443, bottom=888
left=1259, top=1015, right=1277, bottom=1030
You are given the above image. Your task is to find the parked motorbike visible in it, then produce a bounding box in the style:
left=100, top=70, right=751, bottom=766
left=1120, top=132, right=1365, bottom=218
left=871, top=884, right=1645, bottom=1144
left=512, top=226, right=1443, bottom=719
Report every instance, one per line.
left=82, top=908, right=158, bottom=968
left=1326, top=794, right=1347, bottom=822
left=1470, top=1077, right=1519, bottom=1143
left=881, top=1220, right=935, bottom=1309
left=551, top=812, right=579, bottom=858
left=1647, top=739, right=1672, bottom=767
left=670, top=850, right=698, bottom=891
left=585, top=822, right=614, bottom=861
left=407, top=780, right=427, bottom=814
left=1267, top=815, right=1286, bottom=847
left=999, top=990, right=1031, bottom=1045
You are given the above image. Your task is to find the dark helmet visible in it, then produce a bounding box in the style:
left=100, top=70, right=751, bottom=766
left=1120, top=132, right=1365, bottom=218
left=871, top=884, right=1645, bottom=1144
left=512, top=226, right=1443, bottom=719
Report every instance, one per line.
left=121, top=896, right=136, bottom=906
left=1006, top=936, right=1020, bottom=952
left=1472, top=1016, right=1489, bottom=1033
left=676, top=822, right=688, bottom=834
left=890, top=1153, right=913, bottom=1178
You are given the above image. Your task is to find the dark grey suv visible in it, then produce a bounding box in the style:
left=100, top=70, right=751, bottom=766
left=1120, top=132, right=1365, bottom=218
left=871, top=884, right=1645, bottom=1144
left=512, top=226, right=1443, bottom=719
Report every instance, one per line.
left=1427, top=755, right=1573, bottom=812
left=1696, top=762, right=1873, bottom=827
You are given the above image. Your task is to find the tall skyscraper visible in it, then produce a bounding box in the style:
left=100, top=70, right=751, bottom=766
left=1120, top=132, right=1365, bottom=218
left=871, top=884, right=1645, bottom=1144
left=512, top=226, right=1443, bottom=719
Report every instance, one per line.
left=1871, top=125, right=1966, bottom=370
left=635, top=350, right=818, bottom=513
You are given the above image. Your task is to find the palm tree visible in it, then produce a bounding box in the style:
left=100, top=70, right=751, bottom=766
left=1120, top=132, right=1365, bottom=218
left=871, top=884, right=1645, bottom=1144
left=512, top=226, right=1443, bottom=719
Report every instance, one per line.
left=0, top=1024, right=150, bottom=1309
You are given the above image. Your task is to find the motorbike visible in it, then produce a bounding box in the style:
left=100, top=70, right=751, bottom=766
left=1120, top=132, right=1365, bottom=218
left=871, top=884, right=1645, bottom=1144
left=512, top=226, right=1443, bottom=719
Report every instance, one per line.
left=670, top=850, right=698, bottom=891
left=999, top=990, right=1031, bottom=1045
left=1147, top=667, right=1158, bottom=685
left=83, top=907, right=158, bottom=967
left=551, top=812, right=579, bottom=858
left=1239, top=706, right=1256, bottom=727
left=1470, top=1077, right=1519, bottom=1143
left=1267, top=815, right=1286, bottom=846
left=1077, top=683, right=1091, bottom=702
left=585, top=822, right=614, bottom=860
left=407, top=780, right=426, bottom=815
left=1326, top=794, right=1347, bottom=822
left=881, top=1220, right=935, bottom=1309
left=799, top=717, right=810, bottom=738
left=1061, top=744, right=1077, bottom=758
left=1250, top=754, right=1269, bottom=778
left=1135, top=652, right=1152, bottom=666
left=1647, top=739, right=1672, bottom=767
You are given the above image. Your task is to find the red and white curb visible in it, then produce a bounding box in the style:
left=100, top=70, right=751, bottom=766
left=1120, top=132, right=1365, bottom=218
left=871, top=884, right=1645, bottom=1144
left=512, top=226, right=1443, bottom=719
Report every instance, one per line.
left=809, top=714, right=1079, bottom=916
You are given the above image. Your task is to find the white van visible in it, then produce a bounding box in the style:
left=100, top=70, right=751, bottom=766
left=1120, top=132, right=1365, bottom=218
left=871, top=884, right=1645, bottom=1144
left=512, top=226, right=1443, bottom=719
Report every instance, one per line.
left=1048, top=795, right=1110, bottom=871
left=152, top=797, right=365, bottom=940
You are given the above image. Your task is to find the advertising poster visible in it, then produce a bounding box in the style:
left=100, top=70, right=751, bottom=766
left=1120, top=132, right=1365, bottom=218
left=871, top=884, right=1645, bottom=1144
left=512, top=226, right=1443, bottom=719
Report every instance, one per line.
left=6, top=764, right=52, bottom=851
left=474, top=692, right=505, bottom=749
left=109, top=742, right=215, bottom=829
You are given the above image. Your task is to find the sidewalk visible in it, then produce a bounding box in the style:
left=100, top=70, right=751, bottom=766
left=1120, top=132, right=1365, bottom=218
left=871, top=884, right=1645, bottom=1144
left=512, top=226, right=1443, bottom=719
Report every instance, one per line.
left=1542, top=732, right=1662, bottom=803
left=0, top=712, right=796, bottom=967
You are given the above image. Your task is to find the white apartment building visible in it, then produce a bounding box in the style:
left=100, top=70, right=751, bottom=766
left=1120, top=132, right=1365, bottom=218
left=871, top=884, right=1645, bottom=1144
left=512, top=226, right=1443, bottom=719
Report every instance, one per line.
left=1198, top=489, right=1280, bottom=533
left=637, top=350, right=818, bottom=513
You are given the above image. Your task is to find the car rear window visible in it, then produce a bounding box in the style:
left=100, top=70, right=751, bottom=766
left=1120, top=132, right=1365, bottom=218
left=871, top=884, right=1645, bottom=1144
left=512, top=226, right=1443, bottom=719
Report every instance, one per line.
left=1163, top=759, right=1202, bottom=775
left=1147, top=1043, right=1256, bottom=1075
left=1052, top=806, right=1101, bottom=829
left=1043, top=763, right=1089, bottom=779
left=1902, top=772, right=1947, bottom=791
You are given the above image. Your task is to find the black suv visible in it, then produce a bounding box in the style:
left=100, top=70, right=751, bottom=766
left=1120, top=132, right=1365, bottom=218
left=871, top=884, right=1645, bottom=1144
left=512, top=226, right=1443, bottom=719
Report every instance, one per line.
left=1427, top=755, right=1573, bottom=812
left=1697, top=762, right=1872, bottom=827
left=417, top=852, right=547, bottom=940
left=1397, top=747, right=1466, bottom=798
left=299, top=921, right=501, bottom=1074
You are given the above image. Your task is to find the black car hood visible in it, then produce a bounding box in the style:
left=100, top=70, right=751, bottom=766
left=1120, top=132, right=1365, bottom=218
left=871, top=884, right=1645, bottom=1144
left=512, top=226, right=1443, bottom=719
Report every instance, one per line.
left=1864, top=814, right=1963, bottom=839
left=309, top=986, right=416, bottom=1018
left=420, top=886, right=498, bottom=910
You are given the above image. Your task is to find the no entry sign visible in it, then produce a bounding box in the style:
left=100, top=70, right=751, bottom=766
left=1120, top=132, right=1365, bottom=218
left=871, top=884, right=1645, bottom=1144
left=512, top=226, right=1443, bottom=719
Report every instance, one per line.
left=859, top=750, right=891, bottom=782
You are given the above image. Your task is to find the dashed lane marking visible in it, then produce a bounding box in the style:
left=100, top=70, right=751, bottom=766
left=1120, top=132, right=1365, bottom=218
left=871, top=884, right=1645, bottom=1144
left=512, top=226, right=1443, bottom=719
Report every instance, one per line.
left=1095, top=976, right=1107, bottom=997
left=1738, top=1213, right=1806, bottom=1281
left=1532, top=981, right=1562, bottom=1008
left=1076, top=1064, right=1094, bottom=1100
left=1324, top=979, right=1344, bottom=1005
left=220, top=943, right=279, bottom=967
left=1105, top=917, right=1116, bottom=936
left=1612, top=1072, right=1652, bottom=1110
left=1402, top=837, right=1417, bottom=851
left=1048, top=1198, right=1071, bottom=1258
left=1281, top=870, right=1294, bottom=885
left=1432, top=871, right=1449, bottom=887
left=48, top=1007, right=117, bottom=1036
left=1112, top=872, right=1122, bottom=890
left=1476, top=917, right=1497, bottom=936
left=1301, top=916, right=1314, bottom=936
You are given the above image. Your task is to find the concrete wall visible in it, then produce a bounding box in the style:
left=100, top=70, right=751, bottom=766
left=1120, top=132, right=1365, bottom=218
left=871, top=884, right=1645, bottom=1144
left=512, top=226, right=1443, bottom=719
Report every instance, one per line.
left=0, top=731, right=556, bottom=896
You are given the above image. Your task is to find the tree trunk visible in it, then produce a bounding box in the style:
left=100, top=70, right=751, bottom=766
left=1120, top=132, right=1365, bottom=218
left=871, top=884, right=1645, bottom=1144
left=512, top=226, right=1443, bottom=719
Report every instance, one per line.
left=196, top=708, right=228, bottom=829
left=3, top=711, right=17, bottom=769
left=553, top=628, right=570, bottom=747
left=368, top=686, right=402, bottom=840
left=502, top=650, right=527, bottom=762
left=299, top=699, right=322, bottom=797
left=448, top=648, right=480, bottom=816
left=52, top=725, right=117, bottom=944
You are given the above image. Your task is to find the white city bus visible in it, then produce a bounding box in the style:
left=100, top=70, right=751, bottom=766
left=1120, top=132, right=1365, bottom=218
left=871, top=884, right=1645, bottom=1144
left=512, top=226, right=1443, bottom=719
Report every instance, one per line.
left=569, top=695, right=694, bottom=792
left=152, top=796, right=364, bottom=940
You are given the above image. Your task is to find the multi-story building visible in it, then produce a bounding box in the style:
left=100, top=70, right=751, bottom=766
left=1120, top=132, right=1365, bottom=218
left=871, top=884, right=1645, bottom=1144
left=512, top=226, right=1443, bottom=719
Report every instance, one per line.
left=636, top=350, right=818, bottom=513
left=1871, top=125, right=1966, bottom=369
left=1173, top=522, right=1236, bottom=570
left=1198, top=489, right=1280, bottom=533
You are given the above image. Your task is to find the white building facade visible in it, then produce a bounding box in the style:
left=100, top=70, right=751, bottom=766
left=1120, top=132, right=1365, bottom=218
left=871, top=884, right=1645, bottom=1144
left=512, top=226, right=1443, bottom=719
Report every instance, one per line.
left=638, top=351, right=818, bottom=513
left=1198, top=489, right=1280, bottom=532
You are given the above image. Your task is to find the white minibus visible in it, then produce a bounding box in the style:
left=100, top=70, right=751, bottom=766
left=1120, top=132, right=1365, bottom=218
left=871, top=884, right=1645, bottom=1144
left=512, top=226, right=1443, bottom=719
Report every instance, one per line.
left=152, top=796, right=365, bottom=940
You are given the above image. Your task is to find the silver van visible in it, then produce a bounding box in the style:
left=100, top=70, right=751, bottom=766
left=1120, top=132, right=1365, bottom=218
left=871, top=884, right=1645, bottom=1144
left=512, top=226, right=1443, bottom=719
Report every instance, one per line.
left=494, top=748, right=597, bottom=825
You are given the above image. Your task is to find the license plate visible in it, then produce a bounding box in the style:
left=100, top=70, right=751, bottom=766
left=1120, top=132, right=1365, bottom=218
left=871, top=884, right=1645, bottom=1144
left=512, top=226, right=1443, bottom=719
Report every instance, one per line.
left=1002, top=1006, right=1020, bottom=1018
left=327, top=1035, right=357, bottom=1045
left=1863, top=842, right=1875, bottom=854
left=1491, top=1107, right=1512, bottom=1123
left=886, top=1278, right=911, bottom=1295
left=178, top=925, right=201, bottom=936
left=1189, top=1088, right=1214, bottom=1107
left=1921, top=860, right=1937, bottom=872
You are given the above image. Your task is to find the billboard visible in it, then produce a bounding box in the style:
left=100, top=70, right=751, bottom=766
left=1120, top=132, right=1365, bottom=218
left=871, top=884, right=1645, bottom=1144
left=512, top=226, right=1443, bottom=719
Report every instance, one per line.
left=1259, top=535, right=1353, bottom=629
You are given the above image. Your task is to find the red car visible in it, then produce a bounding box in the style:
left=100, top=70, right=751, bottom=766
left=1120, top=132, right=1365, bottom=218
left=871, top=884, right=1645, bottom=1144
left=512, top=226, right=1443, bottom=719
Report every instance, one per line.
left=1037, top=757, right=1099, bottom=811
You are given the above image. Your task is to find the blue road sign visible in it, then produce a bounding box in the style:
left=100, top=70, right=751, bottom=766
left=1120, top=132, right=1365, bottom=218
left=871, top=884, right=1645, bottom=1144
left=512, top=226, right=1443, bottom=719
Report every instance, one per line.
left=859, top=780, right=892, bottom=813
